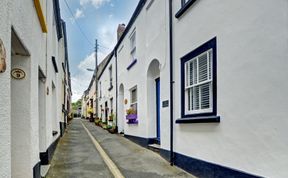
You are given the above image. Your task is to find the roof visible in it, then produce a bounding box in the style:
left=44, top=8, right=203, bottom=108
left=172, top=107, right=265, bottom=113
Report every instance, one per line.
left=114, top=0, right=147, bottom=50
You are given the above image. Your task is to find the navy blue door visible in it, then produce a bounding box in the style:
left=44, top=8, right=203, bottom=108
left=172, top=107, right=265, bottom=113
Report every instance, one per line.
left=156, top=78, right=160, bottom=143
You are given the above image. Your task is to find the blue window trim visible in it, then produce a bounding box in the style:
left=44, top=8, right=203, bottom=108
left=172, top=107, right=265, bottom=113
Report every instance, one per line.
left=52, top=56, right=58, bottom=73
left=177, top=37, right=219, bottom=123
left=127, top=59, right=137, bottom=70
left=175, top=0, right=197, bottom=18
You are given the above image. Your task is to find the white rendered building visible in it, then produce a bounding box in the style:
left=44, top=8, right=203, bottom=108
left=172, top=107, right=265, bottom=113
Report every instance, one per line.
left=0, top=0, right=71, bottom=177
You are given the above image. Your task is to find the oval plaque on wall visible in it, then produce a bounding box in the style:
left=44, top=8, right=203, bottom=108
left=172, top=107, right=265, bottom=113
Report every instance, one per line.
left=0, top=39, right=7, bottom=73
left=11, top=68, right=26, bottom=80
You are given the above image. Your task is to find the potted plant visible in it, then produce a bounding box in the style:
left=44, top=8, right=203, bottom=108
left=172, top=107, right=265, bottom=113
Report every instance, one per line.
left=95, top=118, right=100, bottom=126
left=108, top=113, right=114, bottom=121
left=108, top=123, right=117, bottom=134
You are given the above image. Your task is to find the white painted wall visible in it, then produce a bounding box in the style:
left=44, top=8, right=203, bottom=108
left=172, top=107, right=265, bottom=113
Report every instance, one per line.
left=98, top=56, right=116, bottom=126
left=167, top=0, right=288, bottom=177
left=117, top=0, right=169, bottom=138
left=0, top=0, right=68, bottom=177
left=0, top=0, right=11, bottom=176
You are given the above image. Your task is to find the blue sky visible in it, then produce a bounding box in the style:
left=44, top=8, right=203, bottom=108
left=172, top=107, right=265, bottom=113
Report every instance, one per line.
left=59, top=0, right=139, bottom=102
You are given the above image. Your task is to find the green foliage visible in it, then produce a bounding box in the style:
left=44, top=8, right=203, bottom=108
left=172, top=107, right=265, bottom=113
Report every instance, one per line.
left=72, top=99, right=82, bottom=111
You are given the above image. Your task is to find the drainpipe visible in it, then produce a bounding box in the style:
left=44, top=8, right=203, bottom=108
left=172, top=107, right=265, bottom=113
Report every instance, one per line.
left=115, top=50, right=118, bottom=132
left=169, top=0, right=174, bottom=166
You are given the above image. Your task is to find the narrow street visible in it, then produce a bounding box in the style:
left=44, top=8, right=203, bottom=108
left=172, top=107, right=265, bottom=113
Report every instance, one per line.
left=46, top=119, right=195, bottom=178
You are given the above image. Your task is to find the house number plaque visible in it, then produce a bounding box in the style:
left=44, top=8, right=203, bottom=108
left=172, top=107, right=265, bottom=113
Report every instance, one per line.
left=0, top=39, right=6, bottom=73
left=11, top=68, right=26, bottom=80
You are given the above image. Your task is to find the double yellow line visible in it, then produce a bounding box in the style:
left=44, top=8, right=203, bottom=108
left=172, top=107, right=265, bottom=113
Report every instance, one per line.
left=81, top=122, right=125, bottom=178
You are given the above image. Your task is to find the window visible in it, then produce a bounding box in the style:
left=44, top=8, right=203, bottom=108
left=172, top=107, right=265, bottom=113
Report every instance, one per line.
left=99, top=82, right=102, bottom=98
left=185, top=50, right=212, bottom=114
left=180, top=37, right=217, bottom=119
left=130, top=87, right=137, bottom=114
left=110, top=98, right=113, bottom=114
left=130, top=30, right=136, bottom=61
left=175, top=0, right=197, bottom=18
left=109, top=66, right=113, bottom=89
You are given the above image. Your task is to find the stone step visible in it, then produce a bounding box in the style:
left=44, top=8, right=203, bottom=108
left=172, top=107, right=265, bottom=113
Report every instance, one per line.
left=148, top=144, right=161, bottom=153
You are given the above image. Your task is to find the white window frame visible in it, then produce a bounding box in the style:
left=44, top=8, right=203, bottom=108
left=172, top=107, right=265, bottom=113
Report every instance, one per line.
left=130, top=86, right=137, bottom=114
left=184, top=49, right=213, bottom=115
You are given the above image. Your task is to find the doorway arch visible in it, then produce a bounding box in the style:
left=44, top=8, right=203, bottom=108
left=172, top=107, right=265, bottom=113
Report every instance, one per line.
left=118, top=84, right=125, bottom=133
left=147, top=59, right=161, bottom=144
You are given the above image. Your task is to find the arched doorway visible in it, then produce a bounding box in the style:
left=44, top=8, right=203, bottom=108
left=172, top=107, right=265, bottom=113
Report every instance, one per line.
left=147, top=59, right=161, bottom=144
left=118, top=84, right=125, bottom=133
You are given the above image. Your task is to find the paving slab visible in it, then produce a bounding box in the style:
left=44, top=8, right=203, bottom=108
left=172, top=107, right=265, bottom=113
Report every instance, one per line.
left=82, top=120, right=196, bottom=178
left=46, top=119, right=113, bottom=178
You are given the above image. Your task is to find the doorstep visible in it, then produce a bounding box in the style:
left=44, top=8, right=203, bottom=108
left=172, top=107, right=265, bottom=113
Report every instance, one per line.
left=148, top=143, right=161, bottom=153
left=41, top=164, right=50, bottom=178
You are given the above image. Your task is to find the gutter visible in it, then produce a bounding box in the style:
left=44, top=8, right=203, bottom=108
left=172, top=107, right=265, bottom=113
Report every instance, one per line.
left=169, top=0, right=174, bottom=166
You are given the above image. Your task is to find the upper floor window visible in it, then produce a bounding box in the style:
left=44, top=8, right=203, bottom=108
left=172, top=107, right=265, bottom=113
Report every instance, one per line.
left=109, top=66, right=113, bottom=89
left=130, top=30, right=136, bottom=61
left=180, top=37, right=217, bottom=118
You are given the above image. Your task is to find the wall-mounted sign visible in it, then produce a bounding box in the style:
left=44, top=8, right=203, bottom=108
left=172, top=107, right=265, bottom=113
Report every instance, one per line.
left=0, top=39, right=6, bottom=73
left=162, top=100, right=169, bottom=108
left=11, top=68, right=26, bottom=80
left=124, top=99, right=128, bottom=105
left=47, top=87, right=49, bottom=95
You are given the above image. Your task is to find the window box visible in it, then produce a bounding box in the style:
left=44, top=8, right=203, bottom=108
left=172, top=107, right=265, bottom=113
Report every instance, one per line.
left=127, top=119, right=138, bottom=124
left=126, top=114, right=138, bottom=120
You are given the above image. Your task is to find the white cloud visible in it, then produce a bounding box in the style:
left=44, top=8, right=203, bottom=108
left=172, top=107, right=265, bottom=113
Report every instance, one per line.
left=75, top=8, right=84, bottom=19
left=71, top=46, right=112, bottom=102
left=80, top=0, right=110, bottom=8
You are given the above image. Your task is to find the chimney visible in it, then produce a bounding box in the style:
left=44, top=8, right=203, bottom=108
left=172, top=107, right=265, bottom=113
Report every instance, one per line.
left=117, top=23, right=126, bottom=41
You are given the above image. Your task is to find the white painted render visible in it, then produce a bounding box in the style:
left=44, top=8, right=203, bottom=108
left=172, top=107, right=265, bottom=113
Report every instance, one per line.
left=0, top=0, right=70, bottom=177
left=100, top=0, right=288, bottom=177
left=167, top=0, right=288, bottom=178
left=116, top=0, right=169, bottom=139
left=98, top=56, right=117, bottom=126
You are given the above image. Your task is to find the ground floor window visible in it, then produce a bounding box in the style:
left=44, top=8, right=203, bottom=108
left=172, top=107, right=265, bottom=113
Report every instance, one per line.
left=130, top=87, right=137, bottom=114
left=181, top=37, right=217, bottom=118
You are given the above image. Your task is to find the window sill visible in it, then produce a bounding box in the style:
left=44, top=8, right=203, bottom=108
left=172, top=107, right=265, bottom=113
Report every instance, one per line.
left=175, top=0, right=197, bottom=19
left=108, top=85, right=113, bottom=91
left=127, top=59, right=137, bottom=70
left=176, top=115, right=220, bottom=124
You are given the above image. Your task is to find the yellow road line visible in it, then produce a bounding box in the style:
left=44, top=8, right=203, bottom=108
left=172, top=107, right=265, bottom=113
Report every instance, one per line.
left=81, top=122, right=125, bottom=178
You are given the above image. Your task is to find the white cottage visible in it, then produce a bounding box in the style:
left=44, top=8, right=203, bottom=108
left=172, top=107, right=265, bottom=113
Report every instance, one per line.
left=0, top=0, right=71, bottom=177
left=105, top=0, right=288, bottom=177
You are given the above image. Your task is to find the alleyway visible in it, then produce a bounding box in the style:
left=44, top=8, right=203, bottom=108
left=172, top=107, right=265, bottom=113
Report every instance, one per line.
left=46, top=119, right=195, bottom=178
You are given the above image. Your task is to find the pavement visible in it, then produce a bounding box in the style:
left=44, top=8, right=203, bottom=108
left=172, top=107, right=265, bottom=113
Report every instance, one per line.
left=46, top=118, right=196, bottom=178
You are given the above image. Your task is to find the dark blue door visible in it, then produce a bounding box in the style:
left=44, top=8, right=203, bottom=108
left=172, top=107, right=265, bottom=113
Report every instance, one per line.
left=156, top=78, right=160, bottom=143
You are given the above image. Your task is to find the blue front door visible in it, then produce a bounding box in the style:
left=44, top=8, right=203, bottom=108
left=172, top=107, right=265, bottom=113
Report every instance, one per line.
left=156, top=78, right=160, bottom=143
